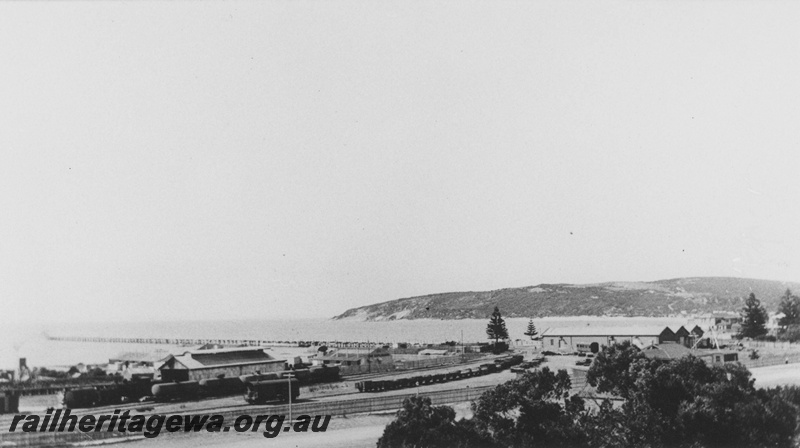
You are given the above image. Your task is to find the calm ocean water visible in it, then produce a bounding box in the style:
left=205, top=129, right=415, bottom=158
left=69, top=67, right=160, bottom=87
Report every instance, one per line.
left=0, top=317, right=690, bottom=370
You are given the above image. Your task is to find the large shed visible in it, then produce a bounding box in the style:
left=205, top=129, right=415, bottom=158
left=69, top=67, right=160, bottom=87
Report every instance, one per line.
left=157, top=347, right=285, bottom=382
left=541, top=326, right=677, bottom=353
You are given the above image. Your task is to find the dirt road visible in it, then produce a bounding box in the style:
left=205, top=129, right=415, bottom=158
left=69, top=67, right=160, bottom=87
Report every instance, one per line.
left=750, top=363, right=800, bottom=388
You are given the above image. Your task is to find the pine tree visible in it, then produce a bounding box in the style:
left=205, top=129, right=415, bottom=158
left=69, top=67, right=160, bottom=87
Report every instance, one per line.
left=777, top=289, right=800, bottom=328
left=486, top=306, right=509, bottom=346
left=738, top=292, right=768, bottom=339
left=524, top=319, right=539, bottom=340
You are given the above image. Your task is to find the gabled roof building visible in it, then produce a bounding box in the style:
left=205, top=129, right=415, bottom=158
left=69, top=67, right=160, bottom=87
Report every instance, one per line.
left=157, top=347, right=286, bottom=382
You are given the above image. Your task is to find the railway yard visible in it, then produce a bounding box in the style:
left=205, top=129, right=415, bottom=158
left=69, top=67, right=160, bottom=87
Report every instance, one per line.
left=3, top=346, right=800, bottom=447
left=11, top=355, right=516, bottom=414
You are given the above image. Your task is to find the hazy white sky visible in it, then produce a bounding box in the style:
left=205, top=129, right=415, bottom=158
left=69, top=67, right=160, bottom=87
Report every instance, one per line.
left=2, top=1, right=800, bottom=323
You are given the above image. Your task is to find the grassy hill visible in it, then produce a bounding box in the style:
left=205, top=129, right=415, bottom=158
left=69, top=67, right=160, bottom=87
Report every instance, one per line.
left=333, top=277, right=800, bottom=321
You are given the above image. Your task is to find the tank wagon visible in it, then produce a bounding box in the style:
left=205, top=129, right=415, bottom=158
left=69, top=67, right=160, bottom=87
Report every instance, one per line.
left=151, top=381, right=201, bottom=402
left=244, top=378, right=300, bottom=404
left=199, top=377, right=246, bottom=397
left=239, top=372, right=281, bottom=383
left=119, top=380, right=161, bottom=402
left=354, top=355, right=523, bottom=393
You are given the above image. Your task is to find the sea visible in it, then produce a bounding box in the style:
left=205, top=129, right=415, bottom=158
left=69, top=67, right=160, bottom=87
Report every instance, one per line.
left=0, top=316, right=693, bottom=370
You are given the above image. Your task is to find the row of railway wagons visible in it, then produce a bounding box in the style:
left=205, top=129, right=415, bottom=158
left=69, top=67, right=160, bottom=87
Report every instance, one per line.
left=354, top=355, right=524, bottom=393
left=62, top=366, right=339, bottom=409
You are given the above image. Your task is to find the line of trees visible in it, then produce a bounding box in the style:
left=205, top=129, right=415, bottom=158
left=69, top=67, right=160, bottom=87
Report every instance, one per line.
left=485, top=307, right=538, bottom=354
left=378, top=342, right=800, bottom=447
left=736, top=289, right=800, bottom=342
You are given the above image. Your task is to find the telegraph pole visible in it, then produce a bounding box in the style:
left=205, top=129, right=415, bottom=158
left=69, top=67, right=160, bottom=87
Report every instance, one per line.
left=285, top=373, right=294, bottom=424
left=460, top=330, right=464, bottom=362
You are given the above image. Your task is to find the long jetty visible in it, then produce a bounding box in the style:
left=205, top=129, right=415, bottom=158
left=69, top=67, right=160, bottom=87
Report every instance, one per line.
left=46, top=335, right=389, bottom=349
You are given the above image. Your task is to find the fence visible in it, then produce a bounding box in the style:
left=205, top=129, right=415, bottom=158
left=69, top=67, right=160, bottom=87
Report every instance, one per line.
left=740, top=351, right=800, bottom=369
left=740, top=340, right=800, bottom=350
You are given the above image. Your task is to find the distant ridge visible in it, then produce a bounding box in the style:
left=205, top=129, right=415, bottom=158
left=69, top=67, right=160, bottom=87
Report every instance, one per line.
left=333, top=277, right=800, bottom=321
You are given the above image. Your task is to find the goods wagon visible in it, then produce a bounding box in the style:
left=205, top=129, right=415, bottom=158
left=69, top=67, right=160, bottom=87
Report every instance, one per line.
left=63, top=388, right=103, bottom=408
left=353, top=355, right=526, bottom=394
left=244, top=379, right=299, bottom=404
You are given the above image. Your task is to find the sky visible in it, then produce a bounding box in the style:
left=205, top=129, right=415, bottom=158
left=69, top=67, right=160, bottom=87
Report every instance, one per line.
left=1, top=1, right=800, bottom=323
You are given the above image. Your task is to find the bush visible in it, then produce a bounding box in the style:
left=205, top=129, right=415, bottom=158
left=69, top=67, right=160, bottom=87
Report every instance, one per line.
left=377, top=396, right=487, bottom=448
left=779, top=325, right=800, bottom=342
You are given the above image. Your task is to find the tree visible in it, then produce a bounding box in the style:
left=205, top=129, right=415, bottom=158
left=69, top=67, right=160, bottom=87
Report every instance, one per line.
left=778, top=289, right=800, bottom=328
left=523, top=319, right=538, bottom=340
left=377, top=396, right=487, bottom=448
left=738, top=292, right=768, bottom=339
left=586, top=343, right=798, bottom=447
left=469, top=367, right=585, bottom=448
left=778, top=324, right=800, bottom=342
left=586, top=340, right=649, bottom=399
left=486, top=307, right=509, bottom=350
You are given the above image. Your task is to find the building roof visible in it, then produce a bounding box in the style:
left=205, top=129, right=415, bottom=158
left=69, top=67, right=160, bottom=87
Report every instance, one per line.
left=110, top=351, right=172, bottom=364
left=314, top=355, right=365, bottom=363
left=418, top=349, right=449, bottom=356
left=541, top=326, right=672, bottom=338
left=158, top=347, right=284, bottom=371
left=693, top=349, right=739, bottom=357
left=643, top=342, right=693, bottom=360
left=689, top=325, right=705, bottom=335
left=332, top=347, right=391, bottom=356
left=669, top=326, right=690, bottom=336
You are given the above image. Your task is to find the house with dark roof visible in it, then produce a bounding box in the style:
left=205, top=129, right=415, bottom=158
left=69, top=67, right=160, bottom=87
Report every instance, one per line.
left=670, top=326, right=691, bottom=346
left=156, top=347, right=286, bottom=382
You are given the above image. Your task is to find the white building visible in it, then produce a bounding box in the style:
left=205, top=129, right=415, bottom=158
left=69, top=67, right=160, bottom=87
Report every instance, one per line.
left=541, top=326, right=678, bottom=353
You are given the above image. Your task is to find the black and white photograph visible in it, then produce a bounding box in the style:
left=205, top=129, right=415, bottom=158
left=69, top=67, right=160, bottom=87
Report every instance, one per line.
left=2, top=1, right=800, bottom=447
